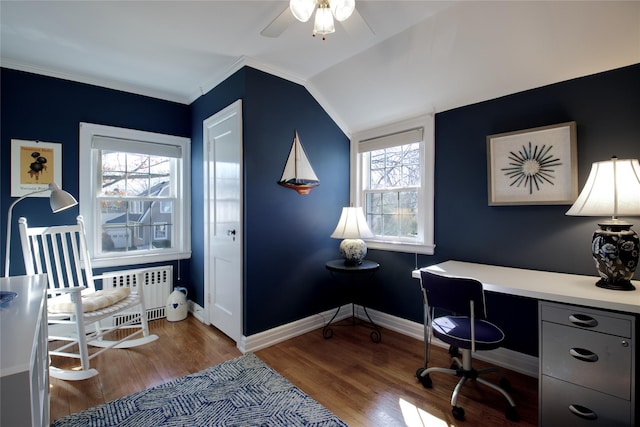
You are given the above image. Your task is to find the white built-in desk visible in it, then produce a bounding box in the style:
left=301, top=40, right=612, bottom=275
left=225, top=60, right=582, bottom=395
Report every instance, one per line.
left=412, top=260, right=640, bottom=313
left=0, top=274, right=49, bottom=427
left=413, top=261, right=639, bottom=426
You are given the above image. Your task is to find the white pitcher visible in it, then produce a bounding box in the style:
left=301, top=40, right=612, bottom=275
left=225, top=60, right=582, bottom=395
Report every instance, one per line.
left=166, top=287, right=188, bottom=322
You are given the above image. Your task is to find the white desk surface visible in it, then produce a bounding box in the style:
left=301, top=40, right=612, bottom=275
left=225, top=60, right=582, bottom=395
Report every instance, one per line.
left=413, top=260, right=640, bottom=314
left=0, top=274, right=47, bottom=377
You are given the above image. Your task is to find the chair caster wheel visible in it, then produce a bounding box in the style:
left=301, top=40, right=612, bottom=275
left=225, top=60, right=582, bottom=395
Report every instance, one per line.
left=452, top=406, right=465, bottom=420
left=506, top=406, right=519, bottom=422
left=415, top=368, right=432, bottom=388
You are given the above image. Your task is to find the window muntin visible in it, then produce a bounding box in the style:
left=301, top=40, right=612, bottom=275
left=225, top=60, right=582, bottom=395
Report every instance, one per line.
left=352, top=115, right=435, bottom=255
left=363, top=142, right=420, bottom=241
left=80, top=122, right=191, bottom=267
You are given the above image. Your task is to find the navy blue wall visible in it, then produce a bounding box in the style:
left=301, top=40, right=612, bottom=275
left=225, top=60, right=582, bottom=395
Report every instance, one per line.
left=365, top=64, right=640, bottom=356
left=0, top=68, right=191, bottom=282
left=3, top=63, right=638, bottom=356
left=191, top=67, right=350, bottom=335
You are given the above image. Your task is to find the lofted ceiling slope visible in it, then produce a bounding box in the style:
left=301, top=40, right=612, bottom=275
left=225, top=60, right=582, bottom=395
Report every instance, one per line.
left=1, top=1, right=639, bottom=135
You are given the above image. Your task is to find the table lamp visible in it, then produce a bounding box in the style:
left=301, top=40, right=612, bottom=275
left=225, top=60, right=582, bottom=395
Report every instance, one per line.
left=330, top=206, right=374, bottom=265
left=566, top=157, right=640, bottom=290
left=4, top=182, right=78, bottom=277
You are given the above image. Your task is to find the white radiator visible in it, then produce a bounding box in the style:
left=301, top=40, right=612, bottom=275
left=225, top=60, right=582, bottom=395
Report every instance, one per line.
left=102, top=265, right=173, bottom=325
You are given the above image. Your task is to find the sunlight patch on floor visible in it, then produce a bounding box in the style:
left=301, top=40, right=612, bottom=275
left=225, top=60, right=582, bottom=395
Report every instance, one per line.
left=399, top=398, right=452, bottom=427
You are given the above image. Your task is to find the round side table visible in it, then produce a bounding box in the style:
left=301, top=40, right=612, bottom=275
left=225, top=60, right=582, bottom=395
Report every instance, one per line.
left=324, top=259, right=381, bottom=343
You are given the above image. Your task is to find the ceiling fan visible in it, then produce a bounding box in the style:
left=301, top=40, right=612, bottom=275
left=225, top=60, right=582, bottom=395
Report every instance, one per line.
left=261, top=0, right=374, bottom=40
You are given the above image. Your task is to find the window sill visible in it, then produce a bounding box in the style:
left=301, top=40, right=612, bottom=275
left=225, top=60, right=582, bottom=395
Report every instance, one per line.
left=366, top=240, right=435, bottom=255
left=91, top=250, right=192, bottom=268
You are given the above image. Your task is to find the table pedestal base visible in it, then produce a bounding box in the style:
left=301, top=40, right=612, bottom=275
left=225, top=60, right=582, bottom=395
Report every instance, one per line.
left=323, top=304, right=381, bottom=343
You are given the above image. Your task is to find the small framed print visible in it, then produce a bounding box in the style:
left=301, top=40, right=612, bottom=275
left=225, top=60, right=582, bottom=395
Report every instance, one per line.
left=487, top=122, right=578, bottom=206
left=11, top=139, right=63, bottom=197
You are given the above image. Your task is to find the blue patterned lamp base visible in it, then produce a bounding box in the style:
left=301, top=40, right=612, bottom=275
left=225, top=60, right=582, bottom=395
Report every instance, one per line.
left=339, top=238, right=367, bottom=265
left=592, top=223, right=638, bottom=291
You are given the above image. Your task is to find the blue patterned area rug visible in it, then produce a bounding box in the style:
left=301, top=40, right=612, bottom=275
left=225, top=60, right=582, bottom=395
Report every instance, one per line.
left=52, top=353, right=348, bottom=426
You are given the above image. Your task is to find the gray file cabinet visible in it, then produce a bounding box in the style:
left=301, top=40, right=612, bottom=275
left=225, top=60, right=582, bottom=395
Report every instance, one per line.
left=539, top=301, right=636, bottom=426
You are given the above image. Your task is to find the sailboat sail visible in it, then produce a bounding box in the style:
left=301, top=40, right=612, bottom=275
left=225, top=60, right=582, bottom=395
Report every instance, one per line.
left=278, top=131, right=320, bottom=195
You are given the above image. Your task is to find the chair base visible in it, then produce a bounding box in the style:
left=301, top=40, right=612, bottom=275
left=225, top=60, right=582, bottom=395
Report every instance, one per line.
left=49, top=324, right=158, bottom=381
left=416, top=349, right=518, bottom=422
left=50, top=366, right=99, bottom=381
left=89, top=334, right=158, bottom=349
left=49, top=334, right=158, bottom=381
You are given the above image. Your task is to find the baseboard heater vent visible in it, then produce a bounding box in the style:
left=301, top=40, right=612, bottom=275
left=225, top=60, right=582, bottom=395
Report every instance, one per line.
left=102, top=265, right=172, bottom=326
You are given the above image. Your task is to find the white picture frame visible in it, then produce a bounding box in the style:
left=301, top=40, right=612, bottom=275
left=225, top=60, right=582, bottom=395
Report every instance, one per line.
left=11, top=139, right=63, bottom=197
left=487, top=122, right=578, bottom=206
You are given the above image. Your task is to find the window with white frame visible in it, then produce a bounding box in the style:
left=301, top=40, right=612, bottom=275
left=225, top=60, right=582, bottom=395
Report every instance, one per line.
left=79, top=122, right=191, bottom=267
left=352, top=115, right=435, bottom=254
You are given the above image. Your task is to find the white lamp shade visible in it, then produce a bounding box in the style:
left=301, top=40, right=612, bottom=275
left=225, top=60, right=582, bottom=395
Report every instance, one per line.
left=566, top=158, right=640, bottom=218
left=290, top=0, right=316, bottom=22
left=313, top=5, right=335, bottom=37
left=330, top=0, right=355, bottom=21
left=330, top=207, right=374, bottom=239
left=49, top=182, right=78, bottom=213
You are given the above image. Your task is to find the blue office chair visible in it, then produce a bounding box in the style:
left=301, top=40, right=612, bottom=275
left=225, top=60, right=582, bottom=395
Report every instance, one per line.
left=416, top=270, right=518, bottom=421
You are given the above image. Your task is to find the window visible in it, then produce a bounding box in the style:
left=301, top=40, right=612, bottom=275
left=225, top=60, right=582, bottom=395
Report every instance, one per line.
left=351, top=115, right=435, bottom=254
left=129, top=200, right=143, bottom=214
left=79, top=122, right=191, bottom=267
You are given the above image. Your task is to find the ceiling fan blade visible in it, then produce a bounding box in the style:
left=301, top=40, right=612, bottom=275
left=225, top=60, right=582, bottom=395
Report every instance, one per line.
left=261, top=7, right=298, bottom=38
left=341, top=8, right=375, bottom=38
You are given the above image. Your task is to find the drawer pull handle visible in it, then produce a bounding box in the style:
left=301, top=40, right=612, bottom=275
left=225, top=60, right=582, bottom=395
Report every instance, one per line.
left=569, top=348, right=599, bottom=362
left=568, top=404, right=598, bottom=420
left=568, top=314, right=598, bottom=327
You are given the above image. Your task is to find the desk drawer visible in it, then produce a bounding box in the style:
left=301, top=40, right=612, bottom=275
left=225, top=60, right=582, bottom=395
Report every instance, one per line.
left=541, top=321, right=632, bottom=399
left=540, top=302, right=632, bottom=337
left=540, top=375, right=631, bottom=427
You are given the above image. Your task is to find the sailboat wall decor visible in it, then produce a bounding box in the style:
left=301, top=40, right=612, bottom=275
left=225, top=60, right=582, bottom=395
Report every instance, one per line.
left=278, top=130, right=320, bottom=195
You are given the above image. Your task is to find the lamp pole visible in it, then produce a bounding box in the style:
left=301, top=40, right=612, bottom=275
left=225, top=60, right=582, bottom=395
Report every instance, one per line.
left=4, top=182, right=77, bottom=277
left=4, top=188, right=49, bottom=277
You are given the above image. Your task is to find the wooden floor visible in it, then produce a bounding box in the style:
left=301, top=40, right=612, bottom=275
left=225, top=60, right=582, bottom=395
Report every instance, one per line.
left=49, top=315, right=538, bottom=426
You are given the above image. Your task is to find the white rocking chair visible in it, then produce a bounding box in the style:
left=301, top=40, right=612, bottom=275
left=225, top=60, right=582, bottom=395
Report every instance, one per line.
left=19, top=215, right=158, bottom=381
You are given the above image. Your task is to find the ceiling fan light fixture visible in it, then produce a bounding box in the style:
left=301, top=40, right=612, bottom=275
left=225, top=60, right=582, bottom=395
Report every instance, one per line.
left=330, top=0, right=355, bottom=21
left=290, top=0, right=316, bottom=22
left=313, top=3, right=335, bottom=40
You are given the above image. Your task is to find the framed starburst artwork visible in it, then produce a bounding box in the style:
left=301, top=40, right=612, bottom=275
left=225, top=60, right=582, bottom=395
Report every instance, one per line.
left=487, top=121, right=577, bottom=206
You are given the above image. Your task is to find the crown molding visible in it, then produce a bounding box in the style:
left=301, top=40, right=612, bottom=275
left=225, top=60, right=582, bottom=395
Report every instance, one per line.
left=1, top=58, right=190, bottom=105
left=305, top=80, right=351, bottom=137
left=187, top=55, right=308, bottom=103
left=190, top=55, right=351, bottom=136
left=2, top=55, right=351, bottom=135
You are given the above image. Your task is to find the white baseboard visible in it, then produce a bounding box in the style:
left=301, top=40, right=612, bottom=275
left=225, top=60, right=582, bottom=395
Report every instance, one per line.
left=238, top=305, right=352, bottom=354
left=189, top=302, right=538, bottom=378
left=187, top=300, right=207, bottom=324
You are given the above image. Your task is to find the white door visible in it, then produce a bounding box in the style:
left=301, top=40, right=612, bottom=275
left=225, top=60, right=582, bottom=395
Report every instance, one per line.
left=203, top=100, right=242, bottom=343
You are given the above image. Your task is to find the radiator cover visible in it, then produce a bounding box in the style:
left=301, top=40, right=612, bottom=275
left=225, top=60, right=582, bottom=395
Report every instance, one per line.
left=102, top=265, right=172, bottom=325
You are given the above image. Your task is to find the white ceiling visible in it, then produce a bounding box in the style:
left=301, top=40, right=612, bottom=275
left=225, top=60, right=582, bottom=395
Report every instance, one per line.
left=1, top=1, right=639, bottom=135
